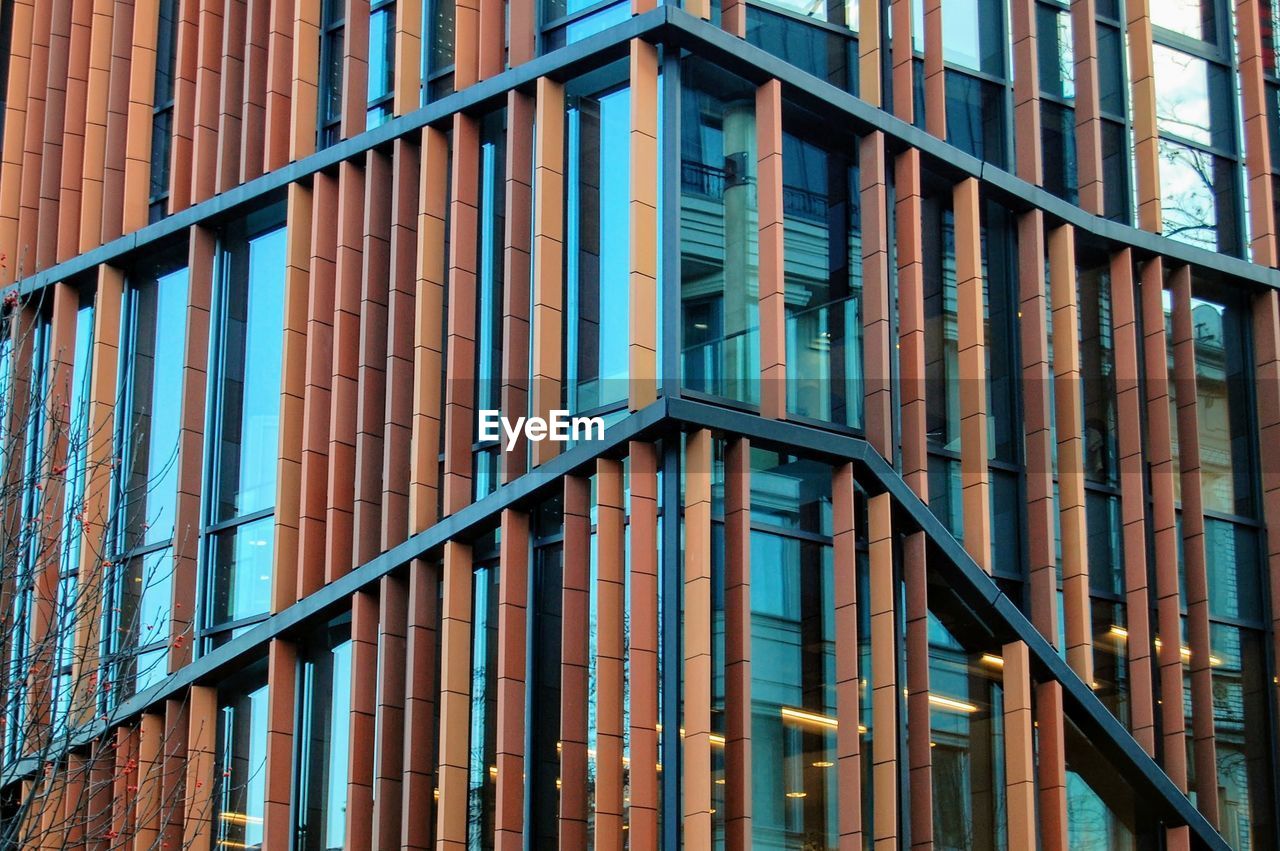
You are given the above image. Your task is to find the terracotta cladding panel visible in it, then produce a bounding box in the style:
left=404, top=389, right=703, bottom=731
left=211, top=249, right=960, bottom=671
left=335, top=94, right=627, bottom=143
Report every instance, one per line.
left=1167, top=268, right=1219, bottom=823
left=289, top=0, right=321, bottom=162
left=495, top=509, right=529, bottom=849
left=561, top=475, right=591, bottom=845
left=0, top=1, right=35, bottom=282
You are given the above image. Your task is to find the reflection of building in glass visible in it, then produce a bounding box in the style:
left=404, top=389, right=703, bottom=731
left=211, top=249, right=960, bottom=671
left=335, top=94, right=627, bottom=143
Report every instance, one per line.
left=0, top=0, right=1277, bottom=849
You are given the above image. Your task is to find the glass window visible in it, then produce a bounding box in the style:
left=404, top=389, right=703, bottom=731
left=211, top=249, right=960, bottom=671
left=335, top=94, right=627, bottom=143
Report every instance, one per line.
left=368, top=0, right=396, bottom=128
left=944, top=72, right=1008, bottom=168
left=109, top=265, right=187, bottom=699
left=1153, top=46, right=1233, bottom=149
left=928, top=611, right=1006, bottom=850
left=1191, top=295, right=1255, bottom=517
left=528, top=521, right=564, bottom=847
left=422, top=0, right=455, bottom=102
left=1064, top=716, right=1146, bottom=849
left=5, top=313, right=49, bottom=760
left=52, top=293, right=95, bottom=730
left=541, top=0, right=630, bottom=50
left=1151, top=0, right=1218, bottom=44
left=782, top=130, right=863, bottom=429
left=295, top=618, right=353, bottom=851
left=566, top=85, right=631, bottom=415
left=468, top=554, right=500, bottom=850
left=745, top=6, right=859, bottom=95
left=1211, top=624, right=1277, bottom=850
left=681, top=60, right=760, bottom=407
left=214, top=672, right=269, bottom=851
left=745, top=452, right=840, bottom=849
left=1041, top=101, right=1078, bottom=204
left=1037, top=4, right=1074, bottom=100
left=474, top=110, right=506, bottom=500
left=1158, top=139, right=1240, bottom=254
left=941, top=0, right=1006, bottom=75
left=318, top=0, right=346, bottom=147
left=149, top=0, right=181, bottom=222
left=204, top=223, right=286, bottom=646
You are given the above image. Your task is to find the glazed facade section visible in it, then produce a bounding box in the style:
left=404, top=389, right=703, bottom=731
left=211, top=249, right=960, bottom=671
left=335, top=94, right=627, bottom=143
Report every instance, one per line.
left=0, top=0, right=1278, bottom=849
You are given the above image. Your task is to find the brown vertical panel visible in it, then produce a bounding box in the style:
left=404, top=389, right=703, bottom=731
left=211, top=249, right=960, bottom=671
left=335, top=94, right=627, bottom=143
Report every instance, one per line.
left=159, top=697, right=191, bottom=848
left=722, top=0, right=746, bottom=36
left=375, top=574, right=409, bottom=849
left=1048, top=225, right=1093, bottom=682
left=1003, top=642, right=1036, bottom=851
left=922, top=0, right=944, bottom=137
left=684, top=429, right=713, bottom=851
left=1010, top=0, right=1040, bottom=184
left=36, top=0, right=74, bottom=270
left=1126, top=0, right=1161, bottom=231
left=1018, top=211, right=1060, bottom=641
left=444, top=113, right=479, bottom=513
left=401, top=557, right=440, bottom=850
left=436, top=542, right=474, bottom=850
left=189, top=0, right=224, bottom=204
left=216, top=0, right=245, bottom=192
left=889, top=0, right=913, bottom=121
left=833, top=464, right=862, bottom=849
left=1254, top=291, right=1280, bottom=766
left=168, top=0, right=198, bottom=212
left=78, top=0, right=114, bottom=254
left=510, top=0, right=536, bottom=64
left=273, top=182, right=313, bottom=612
left=629, top=40, right=659, bottom=411
left=288, top=0, right=322, bottom=162
left=347, top=589, right=380, bottom=850
left=298, top=171, right=338, bottom=599
left=904, top=531, right=932, bottom=851
left=500, top=91, right=533, bottom=480
left=454, top=0, right=479, bottom=89
left=100, top=0, right=134, bottom=240
left=861, top=133, right=891, bottom=454
left=170, top=226, right=216, bottom=668
left=1035, top=681, right=1068, bottom=851
left=394, top=0, right=422, bottom=113
left=56, top=0, right=93, bottom=262
left=111, top=726, right=139, bottom=845
left=560, top=475, right=591, bottom=849
left=1109, top=250, right=1156, bottom=755
left=0, top=0, right=35, bottom=282
left=72, top=265, right=124, bottom=724
left=723, top=439, right=752, bottom=848
left=383, top=138, right=421, bottom=547
left=478, top=0, right=503, bottom=79
left=627, top=440, right=660, bottom=848
left=16, top=3, right=51, bottom=278
left=494, top=509, right=529, bottom=850
left=263, top=0, right=294, bottom=169
left=868, top=492, right=897, bottom=849
left=954, top=177, right=990, bottom=569
left=183, top=685, right=218, bottom=851
left=896, top=149, right=927, bottom=495
left=858, top=0, right=881, bottom=105
left=62, top=752, right=88, bottom=848
left=1138, top=256, right=1188, bottom=791
left=410, top=126, right=449, bottom=532
left=685, top=0, right=711, bottom=20
left=355, top=149, right=392, bottom=564
left=327, top=160, right=366, bottom=582
left=1238, top=0, right=1277, bottom=264
left=240, top=0, right=270, bottom=182
left=596, top=460, right=626, bottom=850
left=757, top=79, right=786, bottom=420
left=341, top=0, right=370, bottom=138
left=1167, top=266, right=1218, bottom=824
left=531, top=78, right=564, bottom=467
left=121, top=0, right=157, bottom=236
left=1070, top=0, right=1105, bottom=214
left=262, top=639, right=298, bottom=848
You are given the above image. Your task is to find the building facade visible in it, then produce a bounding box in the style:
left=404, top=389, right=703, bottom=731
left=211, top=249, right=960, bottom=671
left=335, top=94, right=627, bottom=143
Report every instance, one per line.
left=0, top=0, right=1277, bottom=848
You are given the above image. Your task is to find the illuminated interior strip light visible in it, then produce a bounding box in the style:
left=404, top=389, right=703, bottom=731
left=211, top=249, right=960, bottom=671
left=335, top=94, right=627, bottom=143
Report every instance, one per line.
left=780, top=706, right=838, bottom=729
left=928, top=693, right=979, bottom=714
left=980, top=653, right=1004, bottom=667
